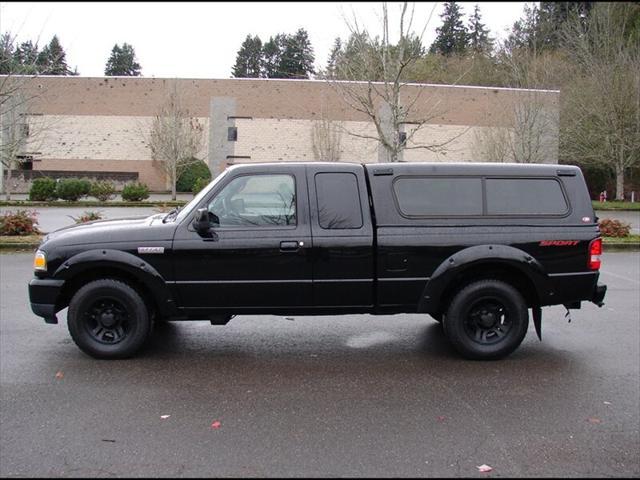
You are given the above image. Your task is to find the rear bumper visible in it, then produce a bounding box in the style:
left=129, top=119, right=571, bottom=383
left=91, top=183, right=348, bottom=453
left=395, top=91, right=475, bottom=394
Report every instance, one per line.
left=28, top=278, right=64, bottom=324
left=544, top=271, right=606, bottom=307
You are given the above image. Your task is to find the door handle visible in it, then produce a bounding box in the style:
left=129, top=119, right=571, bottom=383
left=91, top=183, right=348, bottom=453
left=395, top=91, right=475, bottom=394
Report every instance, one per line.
left=280, top=241, right=301, bottom=252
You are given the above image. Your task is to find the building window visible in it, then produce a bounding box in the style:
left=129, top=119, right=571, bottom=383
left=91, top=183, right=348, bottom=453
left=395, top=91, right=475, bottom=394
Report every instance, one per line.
left=16, top=155, right=33, bottom=171
left=228, top=126, right=238, bottom=142
left=398, top=131, right=407, bottom=146
left=20, top=123, right=30, bottom=138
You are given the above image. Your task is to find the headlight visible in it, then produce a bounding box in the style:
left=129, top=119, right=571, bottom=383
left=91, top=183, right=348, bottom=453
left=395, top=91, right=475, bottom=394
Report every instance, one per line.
left=34, top=250, right=47, bottom=271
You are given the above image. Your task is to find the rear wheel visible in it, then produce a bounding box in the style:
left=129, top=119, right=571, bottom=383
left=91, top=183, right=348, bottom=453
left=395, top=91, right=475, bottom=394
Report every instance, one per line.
left=67, top=279, right=151, bottom=359
left=443, top=279, right=528, bottom=360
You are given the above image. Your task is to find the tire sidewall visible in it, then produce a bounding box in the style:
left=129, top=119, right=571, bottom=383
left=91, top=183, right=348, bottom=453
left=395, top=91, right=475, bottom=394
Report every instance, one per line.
left=444, top=280, right=528, bottom=360
left=68, top=280, right=150, bottom=359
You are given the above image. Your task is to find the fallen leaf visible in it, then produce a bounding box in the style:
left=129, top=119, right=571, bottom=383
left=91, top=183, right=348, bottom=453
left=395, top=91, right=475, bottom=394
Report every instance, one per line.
left=588, top=417, right=602, bottom=424
left=285, top=317, right=295, bottom=321
left=55, top=371, right=64, bottom=380
left=436, top=415, right=446, bottom=422
left=160, top=415, right=170, bottom=419
left=477, top=464, right=493, bottom=473
left=211, top=420, right=221, bottom=429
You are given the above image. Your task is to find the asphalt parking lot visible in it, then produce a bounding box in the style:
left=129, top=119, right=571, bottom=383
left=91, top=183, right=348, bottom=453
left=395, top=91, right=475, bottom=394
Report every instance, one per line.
left=1, top=251, right=638, bottom=477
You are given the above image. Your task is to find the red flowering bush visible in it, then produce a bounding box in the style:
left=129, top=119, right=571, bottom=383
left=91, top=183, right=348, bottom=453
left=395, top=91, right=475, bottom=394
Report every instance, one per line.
left=0, top=210, right=41, bottom=236
left=598, top=218, right=631, bottom=238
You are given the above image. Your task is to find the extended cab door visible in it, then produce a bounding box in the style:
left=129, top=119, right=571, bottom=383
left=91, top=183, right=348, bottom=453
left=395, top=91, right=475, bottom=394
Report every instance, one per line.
left=172, top=165, right=312, bottom=311
left=306, top=164, right=374, bottom=308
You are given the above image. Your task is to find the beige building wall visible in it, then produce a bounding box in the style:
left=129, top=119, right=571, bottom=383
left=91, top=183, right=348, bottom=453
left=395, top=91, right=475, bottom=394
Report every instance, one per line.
left=1, top=76, right=561, bottom=192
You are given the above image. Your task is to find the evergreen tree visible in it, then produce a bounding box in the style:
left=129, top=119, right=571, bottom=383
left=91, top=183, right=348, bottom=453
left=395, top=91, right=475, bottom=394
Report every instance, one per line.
left=232, top=35, right=263, bottom=78
left=325, top=37, right=343, bottom=79
left=37, top=35, right=71, bottom=75
left=261, top=34, right=286, bottom=78
left=468, top=4, right=493, bottom=54
left=506, top=2, right=594, bottom=52
left=104, top=42, right=142, bottom=76
left=12, top=40, right=40, bottom=72
left=281, top=28, right=315, bottom=79
left=260, top=29, right=315, bottom=79
left=429, top=2, right=469, bottom=56
left=0, top=33, right=14, bottom=74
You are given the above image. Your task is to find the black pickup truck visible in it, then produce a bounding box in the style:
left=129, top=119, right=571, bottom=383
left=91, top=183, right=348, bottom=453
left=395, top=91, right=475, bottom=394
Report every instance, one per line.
left=29, top=162, right=607, bottom=360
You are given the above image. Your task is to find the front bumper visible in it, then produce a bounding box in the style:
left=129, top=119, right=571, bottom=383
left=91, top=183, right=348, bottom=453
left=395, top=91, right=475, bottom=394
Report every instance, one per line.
left=28, top=278, right=65, bottom=324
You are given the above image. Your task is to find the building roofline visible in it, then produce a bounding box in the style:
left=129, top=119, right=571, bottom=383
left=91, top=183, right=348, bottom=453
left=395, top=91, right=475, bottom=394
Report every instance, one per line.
left=1, top=74, right=561, bottom=94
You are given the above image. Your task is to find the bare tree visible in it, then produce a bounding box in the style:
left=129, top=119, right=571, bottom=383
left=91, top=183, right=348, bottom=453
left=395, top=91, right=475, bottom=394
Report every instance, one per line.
left=311, top=109, right=343, bottom=162
left=1, top=33, right=49, bottom=200
left=327, top=2, right=471, bottom=162
left=147, top=81, right=205, bottom=200
left=471, top=126, right=512, bottom=163
left=470, top=38, right=562, bottom=164
left=472, top=88, right=558, bottom=164
left=560, top=3, right=640, bottom=200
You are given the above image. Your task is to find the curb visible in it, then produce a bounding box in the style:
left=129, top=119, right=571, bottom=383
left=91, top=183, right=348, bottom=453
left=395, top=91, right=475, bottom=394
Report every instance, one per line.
left=602, top=243, right=640, bottom=251
left=0, top=243, right=39, bottom=251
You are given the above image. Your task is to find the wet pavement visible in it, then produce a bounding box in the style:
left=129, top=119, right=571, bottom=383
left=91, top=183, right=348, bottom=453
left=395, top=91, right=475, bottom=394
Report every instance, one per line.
left=0, top=251, right=638, bottom=477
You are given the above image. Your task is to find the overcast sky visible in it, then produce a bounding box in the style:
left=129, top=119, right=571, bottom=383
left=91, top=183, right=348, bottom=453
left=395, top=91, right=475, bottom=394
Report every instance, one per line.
left=0, top=2, right=529, bottom=79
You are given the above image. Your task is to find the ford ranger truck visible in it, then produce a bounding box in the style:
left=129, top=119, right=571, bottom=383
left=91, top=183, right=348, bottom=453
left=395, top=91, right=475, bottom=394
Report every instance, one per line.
left=29, top=162, right=607, bottom=360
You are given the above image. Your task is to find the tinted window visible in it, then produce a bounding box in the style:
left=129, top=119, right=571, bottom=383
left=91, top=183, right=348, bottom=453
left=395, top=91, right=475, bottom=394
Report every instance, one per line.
left=208, top=174, right=296, bottom=227
left=393, top=177, right=483, bottom=216
left=486, top=178, right=568, bottom=215
left=315, top=173, right=363, bottom=229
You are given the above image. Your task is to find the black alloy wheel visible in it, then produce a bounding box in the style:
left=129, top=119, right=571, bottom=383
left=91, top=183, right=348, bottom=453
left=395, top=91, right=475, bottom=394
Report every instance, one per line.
left=444, top=279, right=529, bottom=360
left=67, top=279, right=151, bottom=359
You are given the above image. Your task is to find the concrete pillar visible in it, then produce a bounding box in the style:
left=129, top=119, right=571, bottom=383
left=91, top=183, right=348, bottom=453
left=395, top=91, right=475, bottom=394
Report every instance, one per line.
left=209, top=97, right=236, bottom=175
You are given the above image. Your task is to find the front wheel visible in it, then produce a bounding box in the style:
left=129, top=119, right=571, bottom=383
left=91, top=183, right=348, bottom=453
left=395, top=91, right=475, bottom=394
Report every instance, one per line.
left=67, top=279, right=151, bottom=359
left=444, top=280, right=528, bottom=360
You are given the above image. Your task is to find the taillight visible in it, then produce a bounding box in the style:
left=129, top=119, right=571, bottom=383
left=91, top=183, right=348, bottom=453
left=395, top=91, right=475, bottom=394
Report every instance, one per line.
left=589, top=238, right=602, bottom=270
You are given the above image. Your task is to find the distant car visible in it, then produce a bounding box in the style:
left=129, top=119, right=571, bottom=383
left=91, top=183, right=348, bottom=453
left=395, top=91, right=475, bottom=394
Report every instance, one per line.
left=29, top=162, right=607, bottom=360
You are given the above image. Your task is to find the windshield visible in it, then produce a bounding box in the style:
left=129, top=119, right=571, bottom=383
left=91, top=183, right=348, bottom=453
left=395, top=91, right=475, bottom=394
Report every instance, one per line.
left=173, top=170, right=229, bottom=224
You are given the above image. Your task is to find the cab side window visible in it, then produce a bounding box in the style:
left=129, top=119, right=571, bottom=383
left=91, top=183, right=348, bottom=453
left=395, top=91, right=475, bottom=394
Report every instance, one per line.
left=208, top=174, right=296, bottom=228
left=315, top=172, right=363, bottom=229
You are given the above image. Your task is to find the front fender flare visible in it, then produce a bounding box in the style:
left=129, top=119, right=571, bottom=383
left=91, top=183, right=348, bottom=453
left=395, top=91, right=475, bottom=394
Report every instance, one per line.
left=53, top=249, right=177, bottom=316
left=417, top=244, right=547, bottom=315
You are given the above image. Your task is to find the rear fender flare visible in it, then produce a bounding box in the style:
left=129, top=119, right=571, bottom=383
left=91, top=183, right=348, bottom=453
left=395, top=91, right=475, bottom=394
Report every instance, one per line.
left=52, top=249, right=177, bottom=316
left=417, top=244, right=547, bottom=314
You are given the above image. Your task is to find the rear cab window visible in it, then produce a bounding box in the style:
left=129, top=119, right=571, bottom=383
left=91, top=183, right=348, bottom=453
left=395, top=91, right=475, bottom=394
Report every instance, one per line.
left=392, top=175, right=569, bottom=218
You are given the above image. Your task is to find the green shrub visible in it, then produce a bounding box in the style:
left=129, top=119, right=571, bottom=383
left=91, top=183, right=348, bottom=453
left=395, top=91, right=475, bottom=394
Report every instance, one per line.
left=89, top=180, right=116, bottom=201
left=70, top=210, right=103, bottom=224
left=56, top=178, right=91, bottom=202
left=29, top=178, right=58, bottom=201
left=121, top=182, right=150, bottom=201
left=0, top=209, right=41, bottom=236
left=177, top=160, right=211, bottom=192
left=192, top=177, right=210, bottom=195
left=598, top=218, right=631, bottom=237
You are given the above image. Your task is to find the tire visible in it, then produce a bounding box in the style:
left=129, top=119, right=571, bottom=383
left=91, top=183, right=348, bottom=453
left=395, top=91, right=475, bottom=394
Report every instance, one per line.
left=67, top=279, right=151, bottom=359
left=443, top=279, right=528, bottom=360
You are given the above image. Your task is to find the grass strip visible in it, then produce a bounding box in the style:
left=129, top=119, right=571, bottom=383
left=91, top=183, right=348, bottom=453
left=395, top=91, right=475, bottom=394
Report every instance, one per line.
left=592, top=201, right=640, bottom=211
